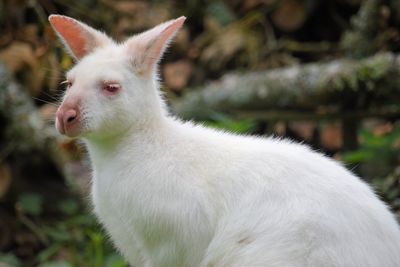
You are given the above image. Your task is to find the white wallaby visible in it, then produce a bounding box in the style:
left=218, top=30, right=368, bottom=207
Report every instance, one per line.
left=50, top=14, right=400, bottom=267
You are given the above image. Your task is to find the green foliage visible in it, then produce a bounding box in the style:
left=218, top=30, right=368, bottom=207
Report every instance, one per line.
left=31, top=199, right=127, bottom=267
left=38, top=261, right=73, bottom=267
left=206, top=1, right=236, bottom=26
left=87, top=230, right=106, bottom=267
left=58, top=199, right=79, bottom=216
left=342, top=123, right=400, bottom=208
left=104, top=254, right=127, bottom=267
left=342, top=126, right=400, bottom=165
left=37, top=244, right=62, bottom=263
left=374, top=167, right=400, bottom=208
left=0, top=253, right=21, bottom=267
left=205, top=115, right=256, bottom=134
left=18, top=193, right=44, bottom=216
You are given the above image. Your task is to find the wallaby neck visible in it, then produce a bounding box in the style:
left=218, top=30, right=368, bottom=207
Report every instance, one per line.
left=83, top=114, right=171, bottom=167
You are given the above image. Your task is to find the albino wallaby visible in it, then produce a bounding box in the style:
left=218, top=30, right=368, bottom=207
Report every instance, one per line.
left=50, top=14, right=400, bottom=267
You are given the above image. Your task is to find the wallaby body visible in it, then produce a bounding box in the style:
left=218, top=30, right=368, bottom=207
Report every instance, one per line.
left=50, top=15, right=400, bottom=267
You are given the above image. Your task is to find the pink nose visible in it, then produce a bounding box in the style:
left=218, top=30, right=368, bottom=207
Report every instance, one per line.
left=64, top=109, right=77, bottom=124
left=56, top=108, right=79, bottom=135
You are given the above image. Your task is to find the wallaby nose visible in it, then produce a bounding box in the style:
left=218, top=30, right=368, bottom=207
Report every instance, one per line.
left=56, top=108, right=80, bottom=135
left=64, top=109, right=77, bottom=124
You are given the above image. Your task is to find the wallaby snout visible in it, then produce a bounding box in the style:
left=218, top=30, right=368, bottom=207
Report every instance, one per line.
left=56, top=103, right=81, bottom=137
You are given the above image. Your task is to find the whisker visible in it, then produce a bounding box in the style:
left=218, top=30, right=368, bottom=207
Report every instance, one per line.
left=40, top=91, right=61, bottom=102
left=44, top=118, right=56, bottom=124
left=32, top=97, right=58, bottom=106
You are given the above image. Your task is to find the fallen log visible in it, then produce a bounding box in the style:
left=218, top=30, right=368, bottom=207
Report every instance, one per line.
left=172, top=52, right=400, bottom=121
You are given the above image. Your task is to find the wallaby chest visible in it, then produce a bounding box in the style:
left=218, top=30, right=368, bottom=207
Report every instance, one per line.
left=91, top=155, right=213, bottom=266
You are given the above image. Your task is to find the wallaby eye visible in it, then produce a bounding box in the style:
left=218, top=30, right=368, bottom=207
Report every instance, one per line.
left=102, top=82, right=121, bottom=95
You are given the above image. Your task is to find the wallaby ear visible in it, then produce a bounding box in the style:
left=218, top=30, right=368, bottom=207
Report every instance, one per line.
left=125, top=16, right=186, bottom=75
left=49, top=15, right=113, bottom=60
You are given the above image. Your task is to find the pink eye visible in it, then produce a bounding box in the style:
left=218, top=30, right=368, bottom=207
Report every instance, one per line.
left=102, top=82, right=121, bottom=95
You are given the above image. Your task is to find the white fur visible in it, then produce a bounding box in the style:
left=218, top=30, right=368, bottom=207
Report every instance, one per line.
left=55, top=18, right=400, bottom=267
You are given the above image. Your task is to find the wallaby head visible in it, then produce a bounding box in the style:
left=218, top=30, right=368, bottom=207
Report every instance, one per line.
left=50, top=15, right=185, bottom=140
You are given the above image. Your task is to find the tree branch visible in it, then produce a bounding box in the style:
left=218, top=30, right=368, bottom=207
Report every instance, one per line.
left=172, top=52, right=400, bottom=120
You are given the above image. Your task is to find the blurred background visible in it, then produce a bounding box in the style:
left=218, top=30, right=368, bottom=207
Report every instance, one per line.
left=1, top=0, right=400, bottom=266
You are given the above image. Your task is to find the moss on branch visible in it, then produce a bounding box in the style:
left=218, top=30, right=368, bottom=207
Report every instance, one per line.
left=172, top=53, right=400, bottom=120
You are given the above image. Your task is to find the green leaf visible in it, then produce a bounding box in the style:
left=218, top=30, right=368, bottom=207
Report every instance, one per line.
left=205, top=118, right=255, bottom=134
left=44, top=225, right=72, bottom=242
left=18, top=192, right=43, bottom=216
left=87, top=230, right=104, bottom=244
left=206, top=1, right=236, bottom=26
left=37, top=244, right=62, bottom=263
left=38, top=261, right=73, bottom=267
left=105, top=253, right=127, bottom=267
left=0, top=253, right=21, bottom=267
left=58, top=199, right=79, bottom=215
left=342, top=149, right=374, bottom=164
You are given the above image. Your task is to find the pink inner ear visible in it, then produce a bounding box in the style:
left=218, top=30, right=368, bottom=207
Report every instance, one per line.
left=134, top=16, right=186, bottom=73
left=49, top=16, right=89, bottom=59
left=151, top=16, right=186, bottom=59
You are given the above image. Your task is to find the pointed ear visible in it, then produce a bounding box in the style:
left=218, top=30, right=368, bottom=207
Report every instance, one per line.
left=125, top=16, right=186, bottom=75
left=49, top=15, right=113, bottom=60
